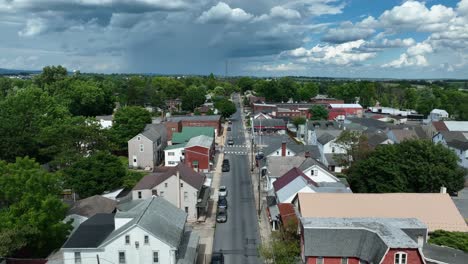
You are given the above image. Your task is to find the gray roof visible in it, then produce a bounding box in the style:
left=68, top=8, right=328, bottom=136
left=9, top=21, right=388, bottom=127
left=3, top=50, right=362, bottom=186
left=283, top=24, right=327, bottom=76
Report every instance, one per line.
left=299, top=157, right=331, bottom=173
left=95, top=115, right=113, bottom=121
left=452, top=188, right=468, bottom=219
left=167, top=115, right=221, bottom=122
left=141, top=126, right=162, bottom=142
left=324, top=153, right=341, bottom=166
left=104, top=196, right=187, bottom=248
left=266, top=156, right=305, bottom=177
left=176, top=231, right=200, bottom=264
left=116, top=199, right=144, bottom=212
left=423, top=243, right=468, bottom=264
left=253, top=118, right=285, bottom=127
left=317, top=133, right=336, bottom=145
left=347, top=117, right=390, bottom=131
left=263, top=139, right=320, bottom=159
left=302, top=217, right=426, bottom=263
left=276, top=176, right=313, bottom=203
left=68, top=195, right=117, bottom=217
left=186, top=135, right=213, bottom=149
left=366, top=132, right=390, bottom=147
left=438, top=131, right=468, bottom=150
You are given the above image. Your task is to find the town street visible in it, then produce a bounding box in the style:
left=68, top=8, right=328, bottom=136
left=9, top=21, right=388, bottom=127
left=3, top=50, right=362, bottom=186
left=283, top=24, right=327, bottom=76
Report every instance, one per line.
left=212, top=95, right=262, bottom=264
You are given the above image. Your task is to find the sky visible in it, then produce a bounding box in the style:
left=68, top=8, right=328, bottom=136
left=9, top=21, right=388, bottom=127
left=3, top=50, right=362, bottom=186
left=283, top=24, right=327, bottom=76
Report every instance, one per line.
left=0, top=0, right=467, bottom=78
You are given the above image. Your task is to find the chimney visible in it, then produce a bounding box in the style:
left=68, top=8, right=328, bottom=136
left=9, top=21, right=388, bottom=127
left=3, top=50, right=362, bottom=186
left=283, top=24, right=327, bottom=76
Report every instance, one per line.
left=305, top=151, right=311, bottom=158
left=281, top=141, right=287, bottom=156
left=440, top=186, right=447, bottom=194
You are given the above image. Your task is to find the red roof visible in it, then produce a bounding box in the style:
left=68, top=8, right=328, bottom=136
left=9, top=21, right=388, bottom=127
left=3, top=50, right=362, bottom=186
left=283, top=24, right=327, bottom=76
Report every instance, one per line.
left=432, top=121, right=448, bottom=132
left=278, top=203, right=298, bottom=225
left=273, top=167, right=318, bottom=192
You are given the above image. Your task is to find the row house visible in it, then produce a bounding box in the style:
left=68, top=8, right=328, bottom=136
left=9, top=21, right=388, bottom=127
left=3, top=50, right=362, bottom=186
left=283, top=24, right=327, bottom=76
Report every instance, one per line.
left=165, top=115, right=221, bottom=141
left=128, top=123, right=167, bottom=170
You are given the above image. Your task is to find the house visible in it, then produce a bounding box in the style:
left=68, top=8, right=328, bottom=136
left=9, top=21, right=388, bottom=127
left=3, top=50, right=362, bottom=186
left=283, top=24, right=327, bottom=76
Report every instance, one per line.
left=252, top=103, right=278, bottom=114
left=368, top=106, right=416, bottom=117
left=298, top=157, right=342, bottom=183
left=329, top=104, right=363, bottom=117
left=432, top=121, right=468, bottom=133
left=171, top=127, right=215, bottom=145
left=61, top=196, right=199, bottom=264
left=429, top=109, right=449, bottom=121
left=264, top=156, right=306, bottom=190
left=316, top=132, right=347, bottom=173
left=184, top=135, right=214, bottom=172
left=253, top=118, right=286, bottom=133
left=263, top=139, right=320, bottom=159
left=253, top=112, right=272, bottom=120
left=131, top=163, right=209, bottom=221
left=433, top=131, right=468, bottom=168
left=164, top=144, right=186, bottom=167
left=128, top=123, right=167, bottom=170
left=310, top=95, right=344, bottom=105
left=165, top=115, right=221, bottom=141
left=300, top=217, right=428, bottom=264
left=294, top=192, right=468, bottom=232
left=386, top=128, right=419, bottom=143
left=95, top=115, right=113, bottom=129
left=304, top=120, right=343, bottom=146
left=365, top=131, right=393, bottom=148
left=165, top=99, right=182, bottom=112
left=65, top=195, right=117, bottom=231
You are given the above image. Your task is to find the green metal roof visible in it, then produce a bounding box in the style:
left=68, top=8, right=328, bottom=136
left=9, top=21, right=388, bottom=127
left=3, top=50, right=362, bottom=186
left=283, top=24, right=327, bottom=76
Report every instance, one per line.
left=172, top=127, right=215, bottom=144
left=165, top=143, right=187, bottom=150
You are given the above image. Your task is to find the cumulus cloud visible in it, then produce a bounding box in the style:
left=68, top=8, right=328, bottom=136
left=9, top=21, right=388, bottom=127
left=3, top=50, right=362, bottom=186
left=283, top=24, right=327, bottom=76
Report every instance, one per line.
left=285, top=0, right=345, bottom=17
left=18, top=18, right=47, bottom=36
left=281, top=39, right=376, bottom=65
left=270, top=6, right=301, bottom=19
left=197, top=2, right=253, bottom=24
left=250, top=62, right=306, bottom=72
left=364, top=38, right=416, bottom=49
left=322, top=21, right=375, bottom=43
left=382, top=41, right=433, bottom=68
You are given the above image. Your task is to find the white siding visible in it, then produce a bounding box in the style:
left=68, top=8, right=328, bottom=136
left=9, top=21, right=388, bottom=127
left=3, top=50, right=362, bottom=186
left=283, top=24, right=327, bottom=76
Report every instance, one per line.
left=302, top=165, right=339, bottom=183
left=63, top=226, right=176, bottom=264
left=267, top=147, right=296, bottom=157
left=164, top=147, right=185, bottom=167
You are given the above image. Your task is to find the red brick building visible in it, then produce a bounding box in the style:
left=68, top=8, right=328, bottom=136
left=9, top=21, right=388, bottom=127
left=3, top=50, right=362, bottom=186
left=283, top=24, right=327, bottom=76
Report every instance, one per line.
left=165, top=115, right=221, bottom=141
left=329, top=104, right=363, bottom=118
left=184, top=135, right=214, bottom=172
left=253, top=103, right=278, bottom=114
left=301, top=218, right=426, bottom=264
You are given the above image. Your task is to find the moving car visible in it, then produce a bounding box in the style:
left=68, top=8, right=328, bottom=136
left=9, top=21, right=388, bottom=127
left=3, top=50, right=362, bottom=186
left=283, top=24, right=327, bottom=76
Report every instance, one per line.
left=222, top=163, right=230, bottom=172
left=227, top=126, right=231, bottom=131
left=218, top=186, right=228, bottom=197
left=216, top=207, right=227, bottom=223
left=211, top=252, right=224, bottom=264
left=228, top=120, right=232, bottom=124
left=227, top=139, right=234, bottom=145
left=222, top=159, right=230, bottom=166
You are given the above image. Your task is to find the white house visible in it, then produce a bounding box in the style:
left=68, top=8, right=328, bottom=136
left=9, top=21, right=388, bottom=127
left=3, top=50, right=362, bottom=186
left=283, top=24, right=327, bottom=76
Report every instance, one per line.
left=131, top=163, right=208, bottom=221
left=298, top=158, right=342, bottom=183
left=316, top=132, right=347, bottom=173
left=433, top=131, right=468, bottom=169
left=430, top=109, right=449, bottom=121
left=164, top=144, right=185, bottom=167
left=61, top=196, right=199, bottom=264
left=95, top=115, right=113, bottom=129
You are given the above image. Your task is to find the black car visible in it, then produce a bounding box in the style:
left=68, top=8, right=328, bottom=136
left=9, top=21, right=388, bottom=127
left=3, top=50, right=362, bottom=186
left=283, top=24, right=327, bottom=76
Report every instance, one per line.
left=222, top=164, right=230, bottom=172
left=211, top=252, right=225, bottom=263
left=223, top=159, right=230, bottom=165
left=217, top=196, right=228, bottom=209
left=227, top=126, right=231, bottom=131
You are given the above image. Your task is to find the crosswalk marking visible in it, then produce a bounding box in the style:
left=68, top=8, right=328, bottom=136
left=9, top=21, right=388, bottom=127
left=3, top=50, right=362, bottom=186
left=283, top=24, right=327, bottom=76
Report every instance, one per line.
left=225, top=145, right=247, bottom=148
left=224, top=151, right=248, bottom=155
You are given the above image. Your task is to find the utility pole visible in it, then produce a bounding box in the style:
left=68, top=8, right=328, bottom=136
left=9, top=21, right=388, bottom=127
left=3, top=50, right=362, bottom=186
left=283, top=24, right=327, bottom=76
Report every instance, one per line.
left=258, top=162, right=261, bottom=216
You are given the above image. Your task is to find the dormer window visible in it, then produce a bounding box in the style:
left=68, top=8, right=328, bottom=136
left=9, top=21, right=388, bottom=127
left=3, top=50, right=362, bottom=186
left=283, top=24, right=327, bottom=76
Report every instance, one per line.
left=394, top=252, right=407, bottom=264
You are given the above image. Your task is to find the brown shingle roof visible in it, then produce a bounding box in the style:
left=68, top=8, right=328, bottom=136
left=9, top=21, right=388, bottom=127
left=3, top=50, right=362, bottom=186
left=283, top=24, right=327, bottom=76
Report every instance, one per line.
left=133, top=163, right=205, bottom=191
left=68, top=195, right=117, bottom=217
left=296, top=193, right=468, bottom=232
left=433, top=121, right=449, bottom=132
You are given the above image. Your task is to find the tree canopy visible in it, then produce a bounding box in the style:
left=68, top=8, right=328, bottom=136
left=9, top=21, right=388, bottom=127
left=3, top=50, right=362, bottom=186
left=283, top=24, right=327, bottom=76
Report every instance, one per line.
left=110, top=106, right=152, bottom=152
left=347, top=140, right=465, bottom=193
left=0, top=157, right=71, bottom=257
left=309, top=105, right=329, bottom=120
left=64, top=151, right=127, bottom=198
left=214, top=98, right=236, bottom=118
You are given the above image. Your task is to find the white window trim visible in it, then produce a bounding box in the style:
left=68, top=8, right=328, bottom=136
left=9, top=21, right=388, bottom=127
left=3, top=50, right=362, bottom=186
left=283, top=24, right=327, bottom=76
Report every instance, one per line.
left=394, top=252, right=407, bottom=264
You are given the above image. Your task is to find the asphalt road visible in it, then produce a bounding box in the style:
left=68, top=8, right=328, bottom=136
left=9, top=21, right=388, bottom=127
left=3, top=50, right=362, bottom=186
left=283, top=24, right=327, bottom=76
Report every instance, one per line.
left=212, top=95, right=262, bottom=264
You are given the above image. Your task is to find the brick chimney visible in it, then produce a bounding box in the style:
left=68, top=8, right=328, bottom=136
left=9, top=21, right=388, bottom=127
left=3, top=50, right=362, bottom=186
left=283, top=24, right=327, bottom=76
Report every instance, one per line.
left=281, top=141, right=287, bottom=156
left=304, top=151, right=311, bottom=158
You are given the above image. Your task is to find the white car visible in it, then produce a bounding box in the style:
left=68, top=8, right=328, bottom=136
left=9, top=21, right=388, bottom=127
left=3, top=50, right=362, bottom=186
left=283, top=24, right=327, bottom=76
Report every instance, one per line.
left=219, top=186, right=228, bottom=197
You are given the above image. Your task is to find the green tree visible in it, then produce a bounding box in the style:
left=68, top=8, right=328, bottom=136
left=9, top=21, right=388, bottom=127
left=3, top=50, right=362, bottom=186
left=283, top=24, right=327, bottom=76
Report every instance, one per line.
left=237, top=77, right=255, bottom=93
left=309, top=105, right=329, bottom=120
left=181, top=85, right=206, bottom=111
left=214, top=98, right=236, bottom=118
left=259, top=219, right=300, bottom=264
left=334, top=130, right=370, bottom=166
left=64, top=151, right=126, bottom=198
left=292, top=117, right=306, bottom=127
left=429, top=230, right=468, bottom=252
left=110, top=106, right=152, bottom=152
left=0, top=157, right=71, bottom=257
left=347, top=140, right=465, bottom=193
left=297, top=82, right=319, bottom=101
left=0, top=87, right=70, bottom=162
left=34, top=65, right=68, bottom=88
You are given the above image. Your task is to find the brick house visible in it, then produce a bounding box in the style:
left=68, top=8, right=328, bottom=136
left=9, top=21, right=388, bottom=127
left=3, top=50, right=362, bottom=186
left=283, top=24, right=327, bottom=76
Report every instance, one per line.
left=184, top=135, right=214, bottom=172
left=300, top=217, right=427, bottom=264
left=165, top=115, right=221, bottom=141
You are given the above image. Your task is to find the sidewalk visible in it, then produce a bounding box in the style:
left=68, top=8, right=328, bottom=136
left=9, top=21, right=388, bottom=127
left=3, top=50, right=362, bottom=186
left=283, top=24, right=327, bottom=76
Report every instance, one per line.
left=192, top=125, right=226, bottom=264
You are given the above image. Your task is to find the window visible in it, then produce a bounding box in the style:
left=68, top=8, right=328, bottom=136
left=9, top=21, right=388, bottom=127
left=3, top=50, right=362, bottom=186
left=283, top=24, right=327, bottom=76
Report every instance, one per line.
left=125, top=235, right=130, bottom=244
left=153, top=251, right=159, bottom=263
left=317, top=257, right=323, bottom=264
left=287, top=151, right=290, bottom=155
left=276, top=151, right=279, bottom=155
left=332, top=147, right=335, bottom=153
left=165, top=183, right=168, bottom=188
left=119, top=252, right=126, bottom=264
left=168, top=152, right=175, bottom=156
left=137, top=136, right=141, bottom=141
left=184, top=192, right=188, bottom=201
left=313, top=169, right=317, bottom=176
left=138, top=192, right=142, bottom=199
left=341, top=257, right=348, bottom=264
left=395, top=252, right=407, bottom=264
left=152, top=189, right=157, bottom=196
left=171, top=127, right=176, bottom=131
left=180, top=183, right=184, bottom=187
left=160, top=191, right=164, bottom=197
left=74, top=252, right=81, bottom=264
left=193, top=161, right=199, bottom=169
left=185, top=207, right=189, bottom=213
left=144, top=235, right=149, bottom=244
left=139, top=144, right=144, bottom=152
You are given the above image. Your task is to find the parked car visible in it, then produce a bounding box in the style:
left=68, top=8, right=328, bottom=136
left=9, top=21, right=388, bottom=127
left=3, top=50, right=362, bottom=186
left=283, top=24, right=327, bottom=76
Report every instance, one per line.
left=219, top=186, right=228, bottom=197
left=211, top=252, right=224, bottom=264
left=228, top=120, right=232, bottom=124
left=223, top=159, right=230, bottom=166
left=227, top=139, right=234, bottom=145
left=218, top=196, right=228, bottom=209
left=216, top=207, right=227, bottom=223
left=227, top=126, right=231, bottom=131
left=222, top=163, right=230, bottom=172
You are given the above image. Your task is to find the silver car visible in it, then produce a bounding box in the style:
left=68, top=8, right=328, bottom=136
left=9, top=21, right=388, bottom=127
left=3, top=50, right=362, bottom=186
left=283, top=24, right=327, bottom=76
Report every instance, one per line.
left=219, top=186, right=228, bottom=197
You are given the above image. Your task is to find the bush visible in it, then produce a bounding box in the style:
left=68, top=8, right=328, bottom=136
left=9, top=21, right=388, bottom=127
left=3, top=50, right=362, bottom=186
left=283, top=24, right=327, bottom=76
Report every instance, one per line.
left=429, top=230, right=468, bottom=252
